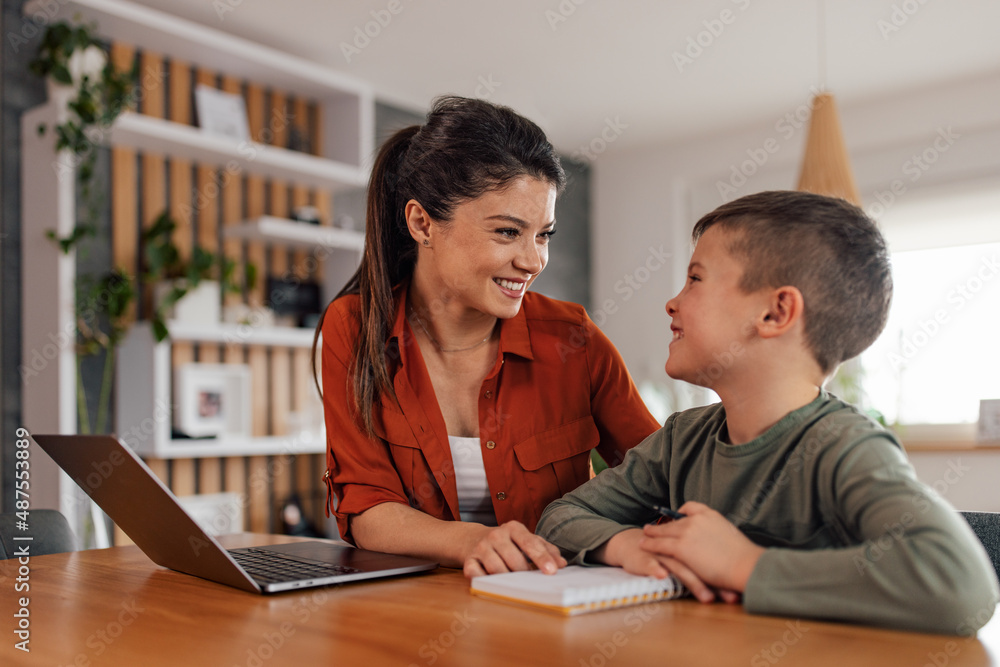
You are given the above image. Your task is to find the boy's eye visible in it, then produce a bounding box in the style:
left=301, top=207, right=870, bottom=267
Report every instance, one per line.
left=687, top=274, right=700, bottom=283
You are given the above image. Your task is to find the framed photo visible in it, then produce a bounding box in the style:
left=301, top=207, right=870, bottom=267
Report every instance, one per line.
left=174, top=363, right=251, bottom=439
left=194, top=84, right=251, bottom=142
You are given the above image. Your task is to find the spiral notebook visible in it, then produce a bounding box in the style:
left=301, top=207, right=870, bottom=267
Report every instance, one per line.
left=470, top=565, right=688, bottom=615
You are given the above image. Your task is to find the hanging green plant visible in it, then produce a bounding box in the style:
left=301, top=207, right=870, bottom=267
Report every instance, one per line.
left=31, top=19, right=138, bottom=435
left=30, top=19, right=137, bottom=243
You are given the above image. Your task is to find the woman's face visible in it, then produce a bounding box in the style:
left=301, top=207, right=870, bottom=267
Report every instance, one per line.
left=414, top=175, right=558, bottom=320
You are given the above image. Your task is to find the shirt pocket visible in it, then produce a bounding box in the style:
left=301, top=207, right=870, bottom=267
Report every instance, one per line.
left=374, top=405, right=426, bottom=508
left=513, top=416, right=601, bottom=506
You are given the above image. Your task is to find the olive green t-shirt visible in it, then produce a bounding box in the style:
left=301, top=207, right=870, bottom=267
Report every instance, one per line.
left=536, top=392, right=999, bottom=634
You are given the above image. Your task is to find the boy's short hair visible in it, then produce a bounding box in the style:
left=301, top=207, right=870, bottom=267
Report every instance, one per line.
left=692, top=190, right=892, bottom=374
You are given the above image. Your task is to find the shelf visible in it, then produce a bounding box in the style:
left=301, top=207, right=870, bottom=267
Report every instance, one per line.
left=27, top=0, right=375, bottom=170
left=225, top=216, right=365, bottom=252
left=164, top=321, right=317, bottom=348
left=141, top=433, right=326, bottom=460
left=110, top=113, right=367, bottom=192
left=25, top=0, right=370, bottom=101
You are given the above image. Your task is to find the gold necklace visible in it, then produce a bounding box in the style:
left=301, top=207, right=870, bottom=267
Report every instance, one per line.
left=409, top=307, right=497, bottom=353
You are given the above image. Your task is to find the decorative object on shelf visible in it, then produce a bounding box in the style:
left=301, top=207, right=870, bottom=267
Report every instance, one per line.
left=979, top=399, right=1000, bottom=443
left=174, top=363, right=251, bottom=439
left=143, top=210, right=257, bottom=342
left=266, top=276, right=321, bottom=328
left=30, top=19, right=136, bottom=248
left=222, top=303, right=276, bottom=328
left=280, top=494, right=322, bottom=537
left=193, top=83, right=251, bottom=141
left=287, top=125, right=312, bottom=154
left=291, top=205, right=322, bottom=225
left=795, top=0, right=861, bottom=205
left=71, top=269, right=136, bottom=435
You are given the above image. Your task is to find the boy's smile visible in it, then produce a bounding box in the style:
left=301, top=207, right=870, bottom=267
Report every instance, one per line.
left=664, top=226, right=766, bottom=388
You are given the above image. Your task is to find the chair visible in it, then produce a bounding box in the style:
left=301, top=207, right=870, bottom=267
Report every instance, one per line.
left=0, top=509, right=78, bottom=559
left=960, top=511, right=1000, bottom=581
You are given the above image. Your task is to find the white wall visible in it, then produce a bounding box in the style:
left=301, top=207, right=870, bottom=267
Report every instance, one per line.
left=591, top=71, right=1000, bottom=410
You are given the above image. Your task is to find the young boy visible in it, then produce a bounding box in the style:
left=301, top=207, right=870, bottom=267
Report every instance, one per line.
left=536, top=190, right=999, bottom=634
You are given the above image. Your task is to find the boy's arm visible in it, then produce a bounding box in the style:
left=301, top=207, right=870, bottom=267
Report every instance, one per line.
left=744, top=435, right=1000, bottom=635
left=536, top=425, right=673, bottom=565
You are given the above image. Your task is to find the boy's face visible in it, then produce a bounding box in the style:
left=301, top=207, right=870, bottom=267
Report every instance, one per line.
left=664, top=226, right=767, bottom=388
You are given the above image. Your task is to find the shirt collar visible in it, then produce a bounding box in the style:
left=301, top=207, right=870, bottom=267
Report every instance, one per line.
left=388, top=281, right=534, bottom=362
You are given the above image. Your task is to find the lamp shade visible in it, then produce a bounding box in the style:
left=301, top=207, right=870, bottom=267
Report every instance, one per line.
left=795, top=93, right=861, bottom=206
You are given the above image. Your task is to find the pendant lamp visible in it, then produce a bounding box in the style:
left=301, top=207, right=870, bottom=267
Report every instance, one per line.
left=795, top=1, right=861, bottom=206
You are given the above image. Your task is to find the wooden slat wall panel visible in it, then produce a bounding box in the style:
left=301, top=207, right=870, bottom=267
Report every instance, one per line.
left=293, top=347, right=323, bottom=530
left=273, top=453, right=293, bottom=532
left=290, top=185, right=310, bottom=280
left=248, top=456, right=270, bottom=533
left=139, top=51, right=166, bottom=323
left=166, top=59, right=197, bottom=500
left=220, top=75, right=246, bottom=310
left=110, top=43, right=138, bottom=324
left=103, top=49, right=338, bottom=541
left=313, top=189, right=332, bottom=284
left=269, top=91, right=288, bottom=149
left=223, top=344, right=248, bottom=531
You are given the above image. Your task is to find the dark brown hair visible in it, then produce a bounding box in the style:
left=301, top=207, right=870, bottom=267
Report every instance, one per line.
left=313, top=96, right=565, bottom=436
left=692, top=190, right=892, bottom=374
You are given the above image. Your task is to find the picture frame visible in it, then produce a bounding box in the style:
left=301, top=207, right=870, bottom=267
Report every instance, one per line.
left=193, top=84, right=251, bottom=142
left=174, top=363, right=251, bottom=439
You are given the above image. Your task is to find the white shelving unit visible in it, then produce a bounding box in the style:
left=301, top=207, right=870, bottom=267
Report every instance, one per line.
left=24, top=0, right=374, bottom=170
left=117, top=322, right=325, bottom=459
left=110, top=113, right=367, bottom=191
left=224, top=216, right=365, bottom=253
left=22, top=0, right=373, bottom=466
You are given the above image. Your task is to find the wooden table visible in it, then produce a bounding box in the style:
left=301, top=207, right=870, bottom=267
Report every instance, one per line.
left=4, top=534, right=1000, bottom=666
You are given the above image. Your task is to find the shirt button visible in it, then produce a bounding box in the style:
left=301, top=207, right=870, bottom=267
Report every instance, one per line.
left=485, top=441, right=496, bottom=450
left=484, top=390, right=493, bottom=399
left=495, top=491, right=506, bottom=501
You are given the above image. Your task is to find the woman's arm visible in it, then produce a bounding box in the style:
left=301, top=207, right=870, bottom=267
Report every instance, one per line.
left=583, top=318, right=661, bottom=467
left=352, top=502, right=566, bottom=576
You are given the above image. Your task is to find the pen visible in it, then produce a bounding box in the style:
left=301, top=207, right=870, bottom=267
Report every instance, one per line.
left=652, top=504, right=687, bottom=521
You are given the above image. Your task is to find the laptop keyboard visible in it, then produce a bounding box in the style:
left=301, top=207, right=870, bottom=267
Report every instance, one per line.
left=229, top=548, right=362, bottom=584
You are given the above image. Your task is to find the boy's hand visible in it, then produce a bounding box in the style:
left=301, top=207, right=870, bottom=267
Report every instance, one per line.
left=639, top=501, right=764, bottom=594
left=597, top=527, right=726, bottom=603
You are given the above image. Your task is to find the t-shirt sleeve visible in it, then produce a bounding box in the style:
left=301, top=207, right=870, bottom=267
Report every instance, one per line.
left=583, top=316, right=661, bottom=468
left=536, top=425, right=673, bottom=564
left=744, top=433, right=1000, bottom=634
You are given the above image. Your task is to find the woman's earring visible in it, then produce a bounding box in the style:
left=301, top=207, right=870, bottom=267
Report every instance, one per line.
left=422, top=239, right=430, bottom=247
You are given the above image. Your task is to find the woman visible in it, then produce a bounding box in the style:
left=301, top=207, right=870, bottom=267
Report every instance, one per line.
left=315, top=96, right=659, bottom=577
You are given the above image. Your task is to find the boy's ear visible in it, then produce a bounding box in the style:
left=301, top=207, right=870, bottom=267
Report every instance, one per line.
left=404, top=199, right=433, bottom=244
left=757, top=286, right=805, bottom=339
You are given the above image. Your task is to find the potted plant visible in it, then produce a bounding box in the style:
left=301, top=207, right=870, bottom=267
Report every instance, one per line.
left=143, top=210, right=257, bottom=342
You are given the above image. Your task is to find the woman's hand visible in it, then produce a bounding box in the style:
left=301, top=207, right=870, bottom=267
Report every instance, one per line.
left=462, top=520, right=567, bottom=578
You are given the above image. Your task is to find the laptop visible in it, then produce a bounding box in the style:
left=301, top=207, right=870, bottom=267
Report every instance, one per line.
left=31, top=434, right=438, bottom=594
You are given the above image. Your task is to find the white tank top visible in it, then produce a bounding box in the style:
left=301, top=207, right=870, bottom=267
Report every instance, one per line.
left=447, top=436, right=498, bottom=526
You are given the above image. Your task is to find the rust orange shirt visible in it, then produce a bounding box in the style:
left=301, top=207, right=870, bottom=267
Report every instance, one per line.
left=321, top=282, right=660, bottom=544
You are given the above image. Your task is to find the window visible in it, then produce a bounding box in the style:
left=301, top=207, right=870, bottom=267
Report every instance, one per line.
left=855, top=241, right=1000, bottom=425
left=845, top=179, right=1000, bottom=431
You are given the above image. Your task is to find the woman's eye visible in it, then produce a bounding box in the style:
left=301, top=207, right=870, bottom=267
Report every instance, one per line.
left=539, top=229, right=556, bottom=241
left=497, top=228, right=519, bottom=239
